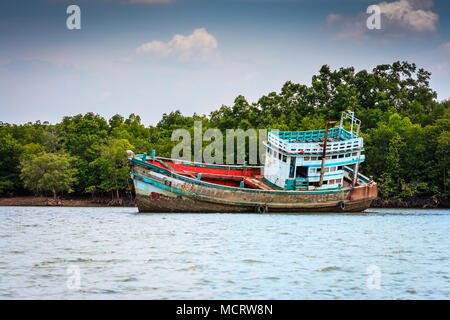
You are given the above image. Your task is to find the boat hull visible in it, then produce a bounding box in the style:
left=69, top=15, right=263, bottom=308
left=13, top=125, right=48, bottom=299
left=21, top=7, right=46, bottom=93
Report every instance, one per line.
left=135, top=192, right=375, bottom=213
left=131, top=159, right=377, bottom=214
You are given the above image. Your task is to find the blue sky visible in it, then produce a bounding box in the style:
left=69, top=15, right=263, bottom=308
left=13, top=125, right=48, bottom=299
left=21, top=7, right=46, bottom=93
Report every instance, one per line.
left=1, top=0, right=449, bottom=125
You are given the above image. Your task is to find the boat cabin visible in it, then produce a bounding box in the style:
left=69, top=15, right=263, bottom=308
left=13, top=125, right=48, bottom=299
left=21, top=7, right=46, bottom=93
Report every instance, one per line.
left=263, top=111, right=365, bottom=190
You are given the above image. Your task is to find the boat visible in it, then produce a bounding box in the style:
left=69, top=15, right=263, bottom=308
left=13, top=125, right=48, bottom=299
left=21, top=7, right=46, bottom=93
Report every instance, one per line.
left=129, top=111, right=377, bottom=213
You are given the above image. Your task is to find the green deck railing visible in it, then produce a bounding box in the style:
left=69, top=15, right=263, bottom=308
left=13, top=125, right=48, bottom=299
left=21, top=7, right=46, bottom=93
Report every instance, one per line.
left=273, top=127, right=356, bottom=142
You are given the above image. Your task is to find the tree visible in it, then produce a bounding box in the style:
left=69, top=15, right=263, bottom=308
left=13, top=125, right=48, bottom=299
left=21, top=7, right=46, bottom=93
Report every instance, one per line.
left=19, top=143, right=45, bottom=162
left=378, top=134, right=404, bottom=199
left=436, top=131, right=450, bottom=196
left=20, top=152, right=78, bottom=200
left=90, top=138, right=133, bottom=202
left=0, top=134, right=22, bottom=195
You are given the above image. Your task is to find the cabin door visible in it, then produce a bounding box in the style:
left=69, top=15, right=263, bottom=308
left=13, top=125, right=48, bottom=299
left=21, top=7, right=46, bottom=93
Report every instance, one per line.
left=289, top=157, right=296, bottom=178
left=295, top=166, right=308, bottom=178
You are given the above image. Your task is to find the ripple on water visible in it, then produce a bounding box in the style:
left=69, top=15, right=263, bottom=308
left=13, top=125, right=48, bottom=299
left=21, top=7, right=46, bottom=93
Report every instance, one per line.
left=242, top=259, right=265, bottom=263
left=179, top=265, right=202, bottom=271
left=316, top=266, right=342, bottom=272
left=120, top=277, right=138, bottom=282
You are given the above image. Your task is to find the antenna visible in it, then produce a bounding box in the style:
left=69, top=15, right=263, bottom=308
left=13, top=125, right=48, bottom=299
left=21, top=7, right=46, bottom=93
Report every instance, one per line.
left=341, top=110, right=361, bottom=137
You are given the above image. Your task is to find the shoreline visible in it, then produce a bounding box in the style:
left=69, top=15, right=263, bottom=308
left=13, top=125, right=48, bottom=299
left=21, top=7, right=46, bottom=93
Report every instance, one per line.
left=0, top=196, right=136, bottom=207
left=370, top=197, right=449, bottom=209
left=0, top=196, right=448, bottom=209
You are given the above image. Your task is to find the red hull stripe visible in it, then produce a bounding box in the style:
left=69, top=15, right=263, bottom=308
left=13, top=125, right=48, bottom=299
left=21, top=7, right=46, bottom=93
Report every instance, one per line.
left=145, top=160, right=259, bottom=178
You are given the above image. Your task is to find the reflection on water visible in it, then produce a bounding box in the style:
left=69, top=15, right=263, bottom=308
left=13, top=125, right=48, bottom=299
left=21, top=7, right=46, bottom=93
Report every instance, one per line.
left=0, top=207, right=449, bottom=299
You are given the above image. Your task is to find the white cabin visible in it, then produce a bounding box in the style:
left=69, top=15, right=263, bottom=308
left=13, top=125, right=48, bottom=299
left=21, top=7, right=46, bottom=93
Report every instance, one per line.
left=263, top=111, right=365, bottom=190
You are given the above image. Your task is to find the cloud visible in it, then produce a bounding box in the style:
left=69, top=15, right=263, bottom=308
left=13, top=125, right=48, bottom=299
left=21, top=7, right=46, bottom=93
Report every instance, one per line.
left=325, top=13, right=343, bottom=25
left=136, top=28, right=219, bottom=62
left=327, top=0, right=439, bottom=40
left=378, top=0, right=438, bottom=31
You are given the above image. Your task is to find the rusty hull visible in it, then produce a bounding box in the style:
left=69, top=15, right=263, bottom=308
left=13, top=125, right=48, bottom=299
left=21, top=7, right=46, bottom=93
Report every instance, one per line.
left=131, top=161, right=377, bottom=214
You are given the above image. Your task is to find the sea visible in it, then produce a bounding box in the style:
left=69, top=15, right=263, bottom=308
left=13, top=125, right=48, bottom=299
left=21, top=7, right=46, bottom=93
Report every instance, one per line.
left=0, top=206, right=448, bottom=299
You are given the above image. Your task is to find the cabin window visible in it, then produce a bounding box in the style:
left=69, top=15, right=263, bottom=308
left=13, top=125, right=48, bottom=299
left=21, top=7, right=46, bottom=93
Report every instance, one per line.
left=330, top=167, right=336, bottom=172
left=304, top=157, right=310, bottom=161
left=332, top=155, right=337, bottom=159
left=311, top=157, right=317, bottom=161
left=352, top=152, right=357, bottom=156
left=339, top=154, right=344, bottom=158
left=338, top=166, right=343, bottom=170
left=278, top=153, right=282, bottom=160
left=282, top=155, right=287, bottom=162
left=345, top=153, right=350, bottom=157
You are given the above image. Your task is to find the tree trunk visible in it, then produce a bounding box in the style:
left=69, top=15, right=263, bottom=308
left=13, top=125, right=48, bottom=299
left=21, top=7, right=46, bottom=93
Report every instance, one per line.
left=52, top=187, right=57, bottom=201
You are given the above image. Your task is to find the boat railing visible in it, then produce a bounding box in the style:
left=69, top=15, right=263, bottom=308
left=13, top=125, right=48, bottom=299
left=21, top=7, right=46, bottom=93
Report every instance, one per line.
left=268, top=131, right=363, bottom=154
left=285, top=177, right=309, bottom=190
left=274, top=127, right=357, bottom=142
left=155, top=156, right=263, bottom=169
left=343, top=166, right=371, bottom=184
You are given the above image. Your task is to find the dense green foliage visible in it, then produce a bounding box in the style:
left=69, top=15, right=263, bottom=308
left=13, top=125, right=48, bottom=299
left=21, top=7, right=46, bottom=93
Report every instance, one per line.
left=20, top=152, right=78, bottom=200
left=0, top=61, right=448, bottom=201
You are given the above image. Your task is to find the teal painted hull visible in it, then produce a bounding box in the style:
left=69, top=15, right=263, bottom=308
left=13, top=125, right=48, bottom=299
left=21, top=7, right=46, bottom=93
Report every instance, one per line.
left=130, top=157, right=377, bottom=213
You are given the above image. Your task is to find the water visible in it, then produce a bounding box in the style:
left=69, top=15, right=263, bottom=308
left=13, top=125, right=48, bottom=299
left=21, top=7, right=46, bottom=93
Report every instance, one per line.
left=0, top=206, right=449, bottom=299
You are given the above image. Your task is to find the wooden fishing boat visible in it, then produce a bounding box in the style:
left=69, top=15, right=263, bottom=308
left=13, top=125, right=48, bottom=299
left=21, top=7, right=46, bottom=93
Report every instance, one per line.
left=129, top=111, right=377, bottom=213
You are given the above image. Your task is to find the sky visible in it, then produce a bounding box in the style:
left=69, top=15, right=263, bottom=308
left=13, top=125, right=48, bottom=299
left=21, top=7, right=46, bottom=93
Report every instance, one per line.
left=0, top=0, right=449, bottom=125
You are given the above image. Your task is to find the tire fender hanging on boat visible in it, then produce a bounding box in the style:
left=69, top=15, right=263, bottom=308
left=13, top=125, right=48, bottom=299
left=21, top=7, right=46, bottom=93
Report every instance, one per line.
left=254, top=204, right=268, bottom=214
left=338, top=201, right=346, bottom=211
